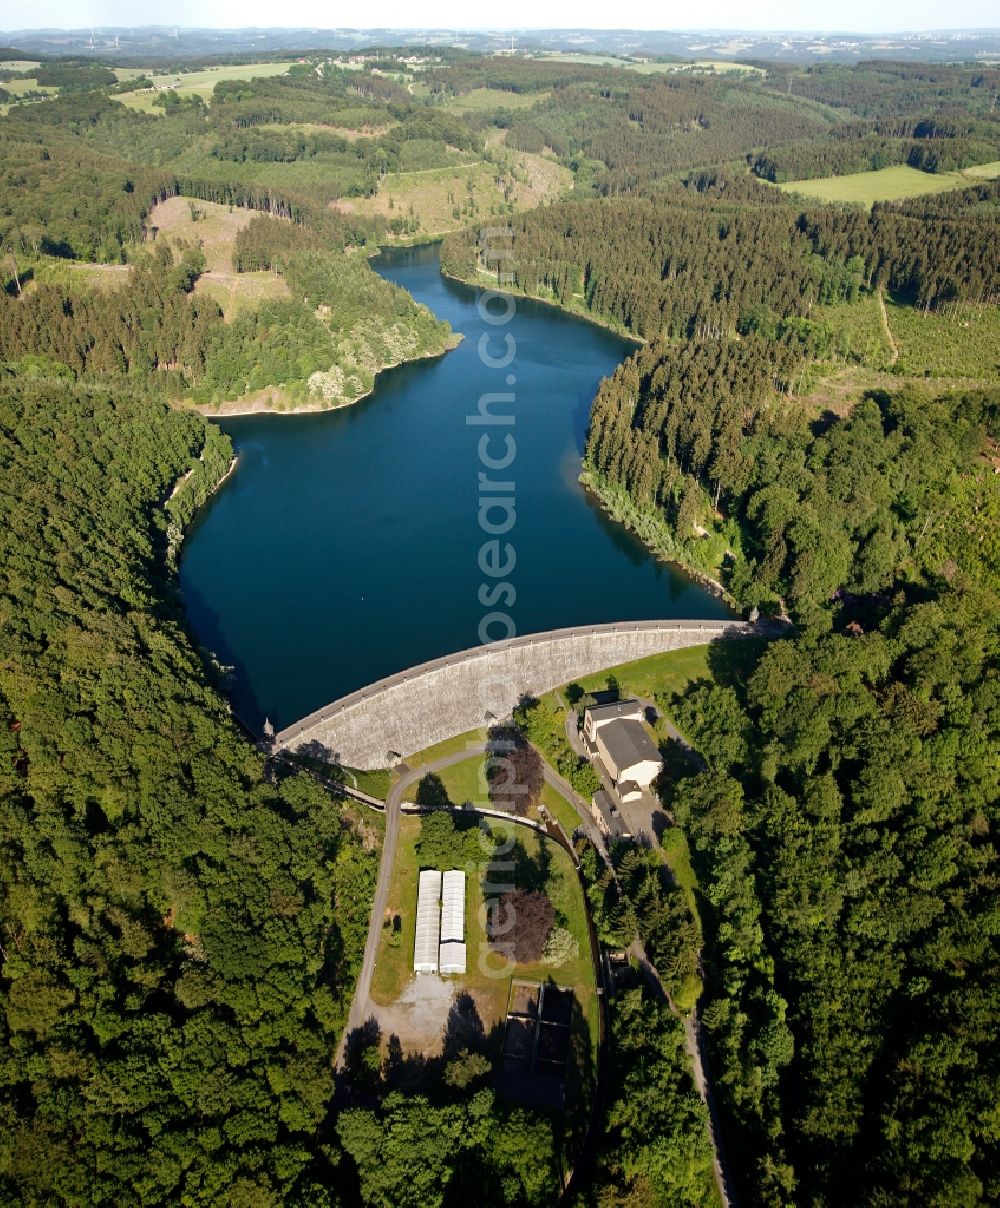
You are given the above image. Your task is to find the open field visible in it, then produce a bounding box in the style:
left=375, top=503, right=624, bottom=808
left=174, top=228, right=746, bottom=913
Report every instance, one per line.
left=147, top=195, right=290, bottom=315
left=778, top=162, right=1000, bottom=206
left=535, top=52, right=628, bottom=66
left=336, top=150, right=571, bottom=237
left=1, top=78, right=56, bottom=96
left=962, top=159, right=1000, bottom=178
left=629, top=58, right=765, bottom=74
left=447, top=87, right=550, bottom=111
left=534, top=51, right=764, bottom=74
left=115, top=60, right=295, bottom=112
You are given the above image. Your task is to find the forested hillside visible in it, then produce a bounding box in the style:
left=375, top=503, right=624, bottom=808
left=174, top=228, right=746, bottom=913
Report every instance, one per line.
left=668, top=591, right=999, bottom=1205
left=0, top=43, right=998, bottom=1207
left=0, top=377, right=378, bottom=1201
left=442, top=176, right=999, bottom=623
left=0, top=220, right=452, bottom=411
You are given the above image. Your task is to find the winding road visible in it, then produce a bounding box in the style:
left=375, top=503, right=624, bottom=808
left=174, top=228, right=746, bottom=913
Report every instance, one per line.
left=332, top=726, right=735, bottom=1208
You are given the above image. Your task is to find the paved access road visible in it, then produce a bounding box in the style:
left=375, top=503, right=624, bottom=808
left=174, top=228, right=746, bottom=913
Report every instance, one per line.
left=335, top=740, right=605, bottom=1065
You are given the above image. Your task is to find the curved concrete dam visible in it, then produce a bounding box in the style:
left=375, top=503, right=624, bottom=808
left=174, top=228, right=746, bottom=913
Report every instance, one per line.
left=275, top=619, right=754, bottom=770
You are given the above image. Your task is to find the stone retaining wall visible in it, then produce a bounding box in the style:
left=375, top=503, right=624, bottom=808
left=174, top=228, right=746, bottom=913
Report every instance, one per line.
left=275, top=619, right=752, bottom=770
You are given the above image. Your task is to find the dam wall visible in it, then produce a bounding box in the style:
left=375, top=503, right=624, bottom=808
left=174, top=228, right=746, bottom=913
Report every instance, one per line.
left=274, top=619, right=753, bottom=770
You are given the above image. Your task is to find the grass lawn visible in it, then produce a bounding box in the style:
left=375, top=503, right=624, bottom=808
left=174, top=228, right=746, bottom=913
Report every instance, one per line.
left=435, top=755, right=490, bottom=807
left=371, top=814, right=422, bottom=1005
left=540, top=781, right=588, bottom=837
left=777, top=163, right=1000, bottom=206
left=398, top=727, right=489, bottom=776
left=568, top=639, right=767, bottom=703
left=341, top=766, right=391, bottom=800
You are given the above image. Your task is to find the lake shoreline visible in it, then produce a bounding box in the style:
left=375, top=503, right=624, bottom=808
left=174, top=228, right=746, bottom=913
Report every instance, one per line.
left=438, top=259, right=740, bottom=610
left=439, top=263, right=644, bottom=345
left=579, top=470, right=739, bottom=611
left=186, top=332, right=464, bottom=419
left=181, top=242, right=731, bottom=729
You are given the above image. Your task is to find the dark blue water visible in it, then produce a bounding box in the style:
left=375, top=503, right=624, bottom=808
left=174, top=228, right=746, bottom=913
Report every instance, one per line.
left=179, top=243, right=730, bottom=731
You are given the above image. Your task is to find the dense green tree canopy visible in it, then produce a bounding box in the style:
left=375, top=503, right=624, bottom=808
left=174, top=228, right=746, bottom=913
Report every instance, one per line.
left=0, top=45, right=997, bottom=1206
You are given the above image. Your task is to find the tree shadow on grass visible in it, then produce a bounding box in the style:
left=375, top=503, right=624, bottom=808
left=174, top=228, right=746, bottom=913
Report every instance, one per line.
left=481, top=833, right=552, bottom=898
left=415, top=771, right=450, bottom=806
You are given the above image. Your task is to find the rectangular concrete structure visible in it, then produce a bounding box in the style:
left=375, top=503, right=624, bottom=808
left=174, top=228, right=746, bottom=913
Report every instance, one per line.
left=413, top=869, right=442, bottom=974
left=276, top=619, right=753, bottom=770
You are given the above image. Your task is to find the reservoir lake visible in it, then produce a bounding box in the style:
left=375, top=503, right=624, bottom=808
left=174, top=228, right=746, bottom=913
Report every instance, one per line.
left=179, top=243, right=731, bottom=732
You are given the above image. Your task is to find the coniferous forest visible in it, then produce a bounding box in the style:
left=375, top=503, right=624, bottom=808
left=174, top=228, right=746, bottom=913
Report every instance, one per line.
left=0, top=39, right=998, bottom=1208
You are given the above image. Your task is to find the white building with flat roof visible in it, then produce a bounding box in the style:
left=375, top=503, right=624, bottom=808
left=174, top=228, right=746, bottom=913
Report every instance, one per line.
left=413, top=869, right=442, bottom=974
left=440, top=870, right=466, bottom=973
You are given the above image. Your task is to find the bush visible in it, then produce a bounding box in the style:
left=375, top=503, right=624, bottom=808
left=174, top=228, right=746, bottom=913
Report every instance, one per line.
left=488, top=888, right=555, bottom=963
left=416, top=807, right=490, bottom=869
left=541, top=926, right=579, bottom=968
left=486, top=726, right=544, bottom=815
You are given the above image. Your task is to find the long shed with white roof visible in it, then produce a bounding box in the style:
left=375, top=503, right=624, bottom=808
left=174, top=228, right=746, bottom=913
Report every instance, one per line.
left=440, top=869, right=466, bottom=943
left=413, top=869, right=442, bottom=974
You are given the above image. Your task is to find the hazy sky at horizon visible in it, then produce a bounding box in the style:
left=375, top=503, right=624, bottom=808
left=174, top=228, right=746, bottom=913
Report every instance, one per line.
left=1, top=1, right=997, bottom=34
